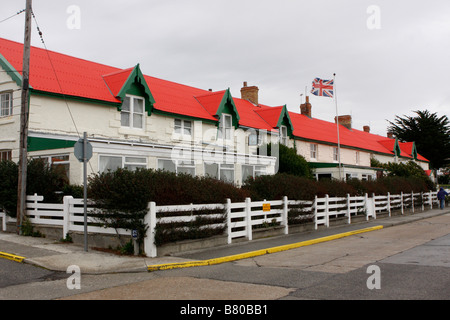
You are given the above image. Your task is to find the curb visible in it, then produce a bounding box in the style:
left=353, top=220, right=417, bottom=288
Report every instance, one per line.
left=0, top=251, right=26, bottom=263
left=147, top=225, right=384, bottom=272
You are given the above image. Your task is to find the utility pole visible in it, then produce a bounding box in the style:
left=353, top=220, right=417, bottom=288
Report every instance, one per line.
left=17, top=0, right=33, bottom=234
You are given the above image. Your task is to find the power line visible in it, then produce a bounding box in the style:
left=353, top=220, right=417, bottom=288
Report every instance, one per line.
left=0, top=9, right=25, bottom=24
left=31, top=10, right=81, bottom=139
left=30, top=10, right=95, bottom=175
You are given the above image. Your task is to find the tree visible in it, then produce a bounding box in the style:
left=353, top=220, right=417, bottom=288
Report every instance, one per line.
left=263, top=143, right=313, bottom=178
left=387, top=110, right=450, bottom=170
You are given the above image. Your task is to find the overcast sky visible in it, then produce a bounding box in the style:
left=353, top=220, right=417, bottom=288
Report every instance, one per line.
left=2, top=0, right=449, bottom=136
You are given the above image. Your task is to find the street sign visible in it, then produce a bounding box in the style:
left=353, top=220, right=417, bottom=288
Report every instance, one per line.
left=74, top=137, right=93, bottom=162
left=132, top=229, right=138, bottom=239
left=263, top=203, right=271, bottom=212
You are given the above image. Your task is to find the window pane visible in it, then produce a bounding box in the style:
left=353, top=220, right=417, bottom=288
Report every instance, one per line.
left=134, top=98, right=144, bottom=113
left=205, top=163, right=219, bottom=179
left=158, top=159, right=176, bottom=173
left=242, top=165, right=254, bottom=182
left=99, top=156, right=122, bottom=173
left=220, top=168, right=234, bottom=183
left=178, top=166, right=195, bottom=176
left=133, top=114, right=143, bottom=128
left=121, top=112, right=130, bottom=127
left=122, top=97, right=130, bottom=111
left=125, top=157, right=146, bottom=164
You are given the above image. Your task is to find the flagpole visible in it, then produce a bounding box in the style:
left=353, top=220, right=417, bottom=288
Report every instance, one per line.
left=334, top=73, right=342, bottom=180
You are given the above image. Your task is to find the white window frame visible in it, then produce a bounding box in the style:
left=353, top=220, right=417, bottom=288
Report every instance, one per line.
left=99, top=155, right=147, bottom=173
left=174, top=119, right=192, bottom=136
left=355, top=151, right=360, bottom=165
left=158, top=159, right=196, bottom=176
left=204, top=163, right=235, bottom=183
left=219, top=113, right=233, bottom=140
left=333, top=147, right=339, bottom=162
left=280, top=125, right=288, bottom=146
left=121, top=95, right=145, bottom=129
left=242, top=164, right=267, bottom=182
left=310, top=143, right=318, bottom=160
left=32, top=154, right=70, bottom=179
left=0, top=92, right=13, bottom=117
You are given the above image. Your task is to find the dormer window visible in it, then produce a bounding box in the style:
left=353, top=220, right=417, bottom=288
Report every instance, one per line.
left=121, top=95, right=145, bottom=129
left=219, top=113, right=232, bottom=140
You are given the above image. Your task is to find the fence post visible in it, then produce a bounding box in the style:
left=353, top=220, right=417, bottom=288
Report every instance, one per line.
left=421, top=192, right=424, bottom=211
left=226, top=199, right=232, bottom=244
left=429, top=191, right=433, bottom=209
left=314, top=195, right=318, bottom=230
left=372, top=193, right=377, bottom=219
left=411, top=191, right=414, bottom=213
left=364, top=193, right=369, bottom=221
left=245, top=198, right=252, bottom=241
left=144, top=202, right=157, bottom=258
left=346, top=194, right=351, bottom=224
left=62, top=196, right=73, bottom=239
left=325, top=194, right=329, bottom=227
left=387, top=192, right=391, bottom=217
left=282, top=196, right=289, bottom=235
left=401, top=192, right=404, bottom=215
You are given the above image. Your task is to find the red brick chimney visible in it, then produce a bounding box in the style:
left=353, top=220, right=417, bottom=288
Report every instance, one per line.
left=335, top=115, right=352, bottom=130
left=300, top=96, right=312, bottom=118
left=363, top=125, right=370, bottom=133
left=241, top=82, right=259, bottom=105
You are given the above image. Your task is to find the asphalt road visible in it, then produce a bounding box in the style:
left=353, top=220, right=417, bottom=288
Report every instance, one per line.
left=1, top=213, right=449, bottom=304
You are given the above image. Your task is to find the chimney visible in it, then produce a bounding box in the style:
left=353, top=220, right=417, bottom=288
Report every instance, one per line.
left=241, top=81, right=259, bottom=105
left=300, top=96, right=312, bottom=118
left=335, top=115, right=352, bottom=130
left=363, top=125, right=370, bottom=133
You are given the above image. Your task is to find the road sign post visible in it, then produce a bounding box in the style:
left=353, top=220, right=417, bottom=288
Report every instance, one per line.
left=74, top=132, right=93, bottom=252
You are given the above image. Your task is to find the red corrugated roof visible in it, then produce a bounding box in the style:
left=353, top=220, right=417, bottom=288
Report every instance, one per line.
left=0, top=37, right=428, bottom=162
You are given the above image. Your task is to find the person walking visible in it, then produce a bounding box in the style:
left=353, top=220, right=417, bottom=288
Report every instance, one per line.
left=437, top=187, right=449, bottom=210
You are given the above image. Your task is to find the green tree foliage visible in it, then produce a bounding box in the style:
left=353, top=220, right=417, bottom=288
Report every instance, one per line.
left=263, top=143, right=312, bottom=178
left=387, top=110, right=450, bottom=169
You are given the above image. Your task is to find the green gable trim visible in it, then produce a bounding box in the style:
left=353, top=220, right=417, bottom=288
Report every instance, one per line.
left=0, top=53, right=30, bottom=88
left=411, top=142, right=418, bottom=160
left=278, top=105, right=294, bottom=137
left=216, top=89, right=240, bottom=128
left=28, top=136, right=77, bottom=152
left=116, top=64, right=155, bottom=116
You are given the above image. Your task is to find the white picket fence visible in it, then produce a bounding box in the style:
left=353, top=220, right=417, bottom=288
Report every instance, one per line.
left=0, top=190, right=443, bottom=258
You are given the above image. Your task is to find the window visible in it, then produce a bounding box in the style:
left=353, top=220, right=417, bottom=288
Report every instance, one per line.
left=355, top=151, right=360, bottom=165
left=121, top=95, right=145, bottom=129
left=220, top=164, right=234, bottom=183
left=33, top=154, right=70, bottom=179
left=1, top=92, right=13, bottom=117
left=174, top=119, right=192, bottom=136
left=310, top=144, right=318, bottom=160
left=242, top=165, right=267, bottom=182
left=333, top=147, right=339, bottom=162
left=0, top=150, right=12, bottom=162
left=204, top=163, right=235, bottom=183
left=219, top=114, right=232, bottom=140
left=99, top=155, right=147, bottom=173
left=280, top=126, right=288, bottom=146
left=158, top=159, right=195, bottom=176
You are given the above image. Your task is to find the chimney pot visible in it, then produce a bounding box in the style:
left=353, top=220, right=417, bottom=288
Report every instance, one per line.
left=363, top=125, right=370, bottom=133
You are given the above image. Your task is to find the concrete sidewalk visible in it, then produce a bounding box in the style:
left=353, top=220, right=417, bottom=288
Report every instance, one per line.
left=1, top=208, right=449, bottom=274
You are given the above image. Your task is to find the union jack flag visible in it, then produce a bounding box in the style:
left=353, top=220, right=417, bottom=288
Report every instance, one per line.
left=311, top=78, right=334, bottom=98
